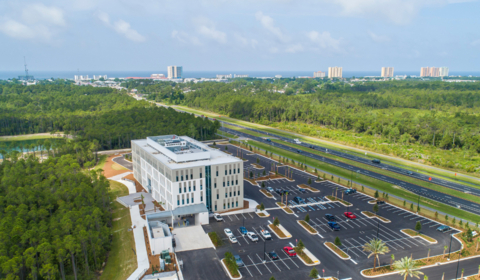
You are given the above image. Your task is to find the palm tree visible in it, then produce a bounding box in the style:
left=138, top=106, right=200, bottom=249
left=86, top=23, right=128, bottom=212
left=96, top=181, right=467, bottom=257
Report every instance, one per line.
left=393, top=256, right=423, bottom=280
left=363, top=239, right=390, bottom=271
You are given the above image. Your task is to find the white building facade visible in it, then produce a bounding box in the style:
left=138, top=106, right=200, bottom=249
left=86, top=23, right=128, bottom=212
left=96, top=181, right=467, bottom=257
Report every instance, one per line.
left=328, top=67, right=343, bottom=78
left=167, top=66, right=183, bottom=79
left=132, top=135, right=244, bottom=213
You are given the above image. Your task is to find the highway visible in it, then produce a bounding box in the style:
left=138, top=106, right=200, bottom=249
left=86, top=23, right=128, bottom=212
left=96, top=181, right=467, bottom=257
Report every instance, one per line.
left=219, top=125, right=480, bottom=216
left=221, top=121, right=480, bottom=197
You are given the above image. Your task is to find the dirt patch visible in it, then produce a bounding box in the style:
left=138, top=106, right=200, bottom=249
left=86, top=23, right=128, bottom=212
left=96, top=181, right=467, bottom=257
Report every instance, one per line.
left=103, top=154, right=130, bottom=178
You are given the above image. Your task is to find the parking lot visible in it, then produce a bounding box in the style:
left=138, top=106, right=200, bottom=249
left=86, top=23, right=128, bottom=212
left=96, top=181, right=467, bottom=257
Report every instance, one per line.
left=200, top=144, right=463, bottom=280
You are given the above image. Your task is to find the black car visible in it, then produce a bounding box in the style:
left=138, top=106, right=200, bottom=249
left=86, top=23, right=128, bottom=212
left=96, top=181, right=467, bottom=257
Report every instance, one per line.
left=406, top=170, right=414, bottom=175
left=376, top=200, right=386, bottom=205
left=372, top=159, right=381, bottom=164
left=298, top=188, right=307, bottom=193
left=275, top=189, right=284, bottom=195
left=325, top=214, right=336, bottom=221
left=344, top=189, right=357, bottom=195
left=268, top=251, right=279, bottom=260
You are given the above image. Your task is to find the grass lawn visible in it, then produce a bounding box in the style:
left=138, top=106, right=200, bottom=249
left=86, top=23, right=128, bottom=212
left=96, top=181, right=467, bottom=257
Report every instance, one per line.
left=268, top=224, right=287, bottom=238
left=402, top=229, right=437, bottom=243
left=93, top=155, right=108, bottom=171
left=362, top=211, right=391, bottom=223
left=0, top=133, right=64, bottom=141
left=298, top=220, right=317, bottom=234
left=260, top=189, right=273, bottom=197
left=100, top=181, right=137, bottom=280
left=112, top=162, right=128, bottom=171
left=239, top=140, right=480, bottom=224
left=298, top=183, right=320, bottom=192
left=325, top=242, right=349, bottom=259
left=216, top=131, right=238, bottom=139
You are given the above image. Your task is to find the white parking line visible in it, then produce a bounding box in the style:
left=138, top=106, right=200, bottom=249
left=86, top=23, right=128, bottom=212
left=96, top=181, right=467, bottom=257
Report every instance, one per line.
left=240, top=263, right=253, bottom=277
left=248, top=255, right=262, bottom=275
left=264, top=253, right=281, bottom=271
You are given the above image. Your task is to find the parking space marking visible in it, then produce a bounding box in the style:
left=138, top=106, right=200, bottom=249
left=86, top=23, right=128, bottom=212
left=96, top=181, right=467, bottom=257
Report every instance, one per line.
left=227, top=215, right=233, bottom=221
left=342, top=239, right=365, bottom=257
left=430, top=223, right=442, bottom=228
left=263, top=253, right=281, bottom=272
left=277, top=256, right=290, bottom=270
left=248, top=212, right=254, bottom=219
left=310, top=219, right=327, bottom=232
left=353, top=216, right=369, bottom=227
left=240, top=265, right=253, bottom=277
left=248, top=255, right=262, bottom=275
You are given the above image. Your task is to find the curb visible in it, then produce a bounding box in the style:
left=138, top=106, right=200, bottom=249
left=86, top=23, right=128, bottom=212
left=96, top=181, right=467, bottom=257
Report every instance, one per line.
left=297, top=247, right=321, bottom=266
left=400, top=229, right=437, bottom=244
left=297, top=220, right=318, bottom=235
left=220, top=259, right=242, bottom=279
left=361, top=211, right=391, bottom=223
left=324, top=242, right=351, bottom=260
left=267, top=223, right=292, bottom=239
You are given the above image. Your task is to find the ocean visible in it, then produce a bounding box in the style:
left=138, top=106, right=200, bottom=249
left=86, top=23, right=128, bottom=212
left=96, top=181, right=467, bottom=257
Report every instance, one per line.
left=1, top=70, right=479, bottom=80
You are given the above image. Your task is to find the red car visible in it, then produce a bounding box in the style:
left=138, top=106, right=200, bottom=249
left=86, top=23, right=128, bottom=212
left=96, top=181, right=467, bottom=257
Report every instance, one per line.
left=344, top=212, right=357, bottom=219
left=283, top=246, right=297, bottom=257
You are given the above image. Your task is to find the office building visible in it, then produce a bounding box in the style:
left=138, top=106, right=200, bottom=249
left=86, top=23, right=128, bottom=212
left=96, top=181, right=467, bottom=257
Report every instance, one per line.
left=313, top=71, right=326, bottom=78
left=439, top=67, right=449, bottom=77
left=132, top=135, right=244, bottom=214
left=167, top=66, right=183, bottom=79
left=381, top=67, right=394, bottom=78
left=328, top=67, right=343, bottom=78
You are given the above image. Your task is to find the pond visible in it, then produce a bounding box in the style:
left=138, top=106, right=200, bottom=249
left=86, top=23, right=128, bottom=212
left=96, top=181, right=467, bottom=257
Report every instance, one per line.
left=0, top=138, right=64, bottom=159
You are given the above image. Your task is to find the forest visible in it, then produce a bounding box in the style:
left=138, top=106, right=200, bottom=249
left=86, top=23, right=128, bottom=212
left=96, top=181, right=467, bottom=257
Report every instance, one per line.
left=0, top=84, right=220, bottom=151
left=179, top=80, right=480, bottom=173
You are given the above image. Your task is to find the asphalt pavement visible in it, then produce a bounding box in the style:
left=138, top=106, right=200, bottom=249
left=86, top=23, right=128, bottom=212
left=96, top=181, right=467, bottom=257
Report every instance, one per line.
left=113, top=154, right=133, bottom=170
left=219, top=126, right=480, bottom=216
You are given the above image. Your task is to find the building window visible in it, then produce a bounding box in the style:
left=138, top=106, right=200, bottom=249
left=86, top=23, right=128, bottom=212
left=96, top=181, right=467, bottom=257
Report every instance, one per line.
left=200, top=184, right=203, bottom=190
left=225, top=170, right=227, bottom=175
left=229, top=192, right=232, bottom=197
left=201, top=195, right=203, bottom=202
left=236, top=201, right=238, bottom=207
left=227, top=181, right=229, bottom=186
left=238, top=168, right=240, bottom=173
left=216, top=171, right=218, bottom=176
left=187, top=198, right=189, bottom=204
left=225, top=193, right=227, bottom=198
left=192, top=197, right=194, bottom=203
left=184, top=186, right=186, bottom=193
left=229, top=169, right=231, bottom=175
left=193, top=185, right=196, bottom=191
left=214, top=183, right=216, bottom=188
left=223, top=182, right=225, bottom=187
left=238, top=190, right=240, bottom=196
left=182, top=199, right=185, bottom=205
left=227, top=203, right=230, bottom=209
left=176, top=176, right=179, bottom=182
left=200, top=173, right=202, bottom=178
left=223, top=203, right=225, bottom=209
left=215, top=205, right=217, bottom=211
left=179, top=187, right=181, bottom=193
left=177, top=200, right=180, bottom=205
left=189, top=186, right=192, bottom=192
left=231, top=180, right=234, bottom=186
left=217, top=194, right=219, bottom=199
left=236, top=180, right=238, bottom=185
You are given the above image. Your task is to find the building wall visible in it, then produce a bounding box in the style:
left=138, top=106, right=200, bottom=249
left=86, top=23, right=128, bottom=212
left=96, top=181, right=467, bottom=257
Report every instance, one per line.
left=132, top=140, right=244, bottom=213
left=381, top=67, right=394, bottom=77
left=328, top=67, right=342, bottom=78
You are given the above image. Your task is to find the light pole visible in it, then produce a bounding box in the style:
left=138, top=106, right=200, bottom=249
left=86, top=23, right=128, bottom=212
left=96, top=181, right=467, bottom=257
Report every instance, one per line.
left=455, top=250, right=461, bottom=279
left=263, top=239, right=266, bottom=263
left=417, top=195, right=420, bottom=213
left=448, top=234, right=453, bottom=260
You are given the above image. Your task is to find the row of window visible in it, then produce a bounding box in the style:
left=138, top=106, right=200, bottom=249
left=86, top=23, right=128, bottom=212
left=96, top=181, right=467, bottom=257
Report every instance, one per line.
left=216, top=189, right=241, bottom=199
left=177, top=192, right=203, bottom=206
left=213, top=201, right=239, bottom=211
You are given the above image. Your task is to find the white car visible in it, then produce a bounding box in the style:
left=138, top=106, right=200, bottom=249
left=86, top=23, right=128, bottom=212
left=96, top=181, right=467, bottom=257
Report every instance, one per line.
left=247, top=232, right=259, bottom=242
left=213, top=214, right=223, bottom=222
left=229, top=236, right=238, bottom=243
left=260, top=229, right=272, bottom=240
left=224, top=228, right=234, bottom=238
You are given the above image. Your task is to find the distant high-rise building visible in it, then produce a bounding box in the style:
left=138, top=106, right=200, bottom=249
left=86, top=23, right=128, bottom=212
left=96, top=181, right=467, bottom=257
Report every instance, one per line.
left=167, top=66, right=183, bottom=79
left=313, top=71, right=326, bottom=78
left=216, top=74, right=232, bottom=79
left=430, top=67, right=440, bottom=77
left=439, top=67, right=449, bottom=77
left=328, top=67, right=342, bottom=78
left=381, top=67, right=394, bottom=78
left=420, top=67, right=430, bottom=77
left=234, top=74, right=248, bottom=78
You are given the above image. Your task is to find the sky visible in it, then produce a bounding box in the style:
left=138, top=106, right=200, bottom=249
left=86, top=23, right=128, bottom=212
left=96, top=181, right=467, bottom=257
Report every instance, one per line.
left=0, top=0, right=479, bottom=72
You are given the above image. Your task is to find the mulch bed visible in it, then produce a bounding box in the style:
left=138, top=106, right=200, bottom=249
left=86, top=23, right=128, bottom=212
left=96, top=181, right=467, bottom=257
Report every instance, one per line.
left=104, top=153, right=130, bottom=178
left=141, top=227, right=177, bottom=279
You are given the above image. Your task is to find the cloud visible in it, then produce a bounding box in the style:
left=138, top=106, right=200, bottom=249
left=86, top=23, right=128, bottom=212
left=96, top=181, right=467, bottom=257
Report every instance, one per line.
left=234, top=33, right=258, bottom=49
left=97, top=12, right=146, bottom=42
left=307, top=31, right=341, bottom=50
left=22, top=4, right=65, bottom=26
left=368, top=31, right=390, bottom=43
left=0, top=4, right=65, bottom=41
left=255, top=12, right=289, bottom=42
left=285, top=44, right=304, bottom=53
left=193, top=17, right=227, bottom=44
left=172, top=30, right=202, bottom=46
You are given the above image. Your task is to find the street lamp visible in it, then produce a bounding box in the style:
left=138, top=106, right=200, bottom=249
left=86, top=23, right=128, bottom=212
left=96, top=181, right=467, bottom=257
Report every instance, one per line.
left=448, top=234, right=453, bottom=260
left=263, top=239, right=266, bottom=263
left=455, top=250, right=461, bottom=279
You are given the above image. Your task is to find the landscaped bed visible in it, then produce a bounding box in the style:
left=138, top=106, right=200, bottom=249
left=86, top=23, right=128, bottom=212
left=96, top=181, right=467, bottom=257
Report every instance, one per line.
left=326, top=195, right=352, bottom=206
left=362, top=211, right=391, bottom=223
left=251, top=163, right=264, bottom=169
left=208, top=232, right=223, bottom=247
left=260, top=188, right=273, bottom=198
left=298, top=220, right=318, bottom=234
left=325, top=242, right=350, bottom=259
left=276, top=202, right=294, bottom=214
left=296, top=249, right=314, bottom=264
left=257, top=212, right=266, bottom=217
left=221, top=259, right=241, bottom=279
left=298, top=184, right=320, bottom=193
left=401, top=229, right=437, bottom=243
left=268, top=224, right=287, bottom=238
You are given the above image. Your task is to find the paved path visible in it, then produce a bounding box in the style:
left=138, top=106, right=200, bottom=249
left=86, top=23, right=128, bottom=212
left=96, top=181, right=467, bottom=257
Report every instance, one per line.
left=126, top=204, right=149, bottom=280
left=113, top=155, right=133, bottom=170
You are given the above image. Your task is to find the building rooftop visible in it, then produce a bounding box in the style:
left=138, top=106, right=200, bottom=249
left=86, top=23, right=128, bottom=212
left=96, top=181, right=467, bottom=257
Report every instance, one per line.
left=148, top=135, right=207, bottom=155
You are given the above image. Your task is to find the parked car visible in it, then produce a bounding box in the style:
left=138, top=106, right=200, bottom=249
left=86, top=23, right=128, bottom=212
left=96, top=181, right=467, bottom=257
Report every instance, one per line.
left=213, top=214, right=223, bottom=222
left=268, top=251, right=279, bottom=260
left=234, top=255, right=245, bottom=267
left=325, top=214, right=336, bottom=221
left=229, top=236, right=238, bottom=243
left=224, top=228, right=234, bottom=237
left=284, top=246, right=297, bottom=257
left=239, top=226, right=248, bottom=235
left=267, top=187, right=274, bottom=193
left=247, top=232, right=259, bottom=242
left=344, top=188, right=357, bottom=195
left=328, top=222, right=341, bottom=231
left=275, top=189, right=284, bottom=195
left=261, top=229, right=272, bottom=240
left=298, top=188, right=307, bottom=193
left=372, top=159, right=381, bottom=164
left=172, top=237, right=176, bottom=248
left=376, top=200, right=386, bottom=205
left=344, top=212, right=357, bottom=219
left=406, top=170, right=414, bottom=175
left=293, top=196, right=305, bottom=204
left=437, top=225, right=451, bottom=232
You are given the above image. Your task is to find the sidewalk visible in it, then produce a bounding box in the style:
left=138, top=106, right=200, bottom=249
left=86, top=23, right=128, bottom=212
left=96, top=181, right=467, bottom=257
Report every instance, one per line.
left=127, top=204, right=149, bottom=280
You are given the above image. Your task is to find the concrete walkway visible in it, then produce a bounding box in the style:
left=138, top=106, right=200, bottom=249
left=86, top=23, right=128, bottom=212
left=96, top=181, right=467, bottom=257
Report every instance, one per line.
left=108, top=171, right=132, bottom=180
left=127, top=205, right=149, bottom=280
left=173, top=226, right=214, bottom=252
left=115, top=179, right=136, bottom=194
left=219, top=198, right=259, bottom=215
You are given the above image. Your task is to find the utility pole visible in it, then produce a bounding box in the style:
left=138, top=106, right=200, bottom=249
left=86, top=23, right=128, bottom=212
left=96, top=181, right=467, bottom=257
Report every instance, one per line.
left=448, top=234, right=453, bottom=260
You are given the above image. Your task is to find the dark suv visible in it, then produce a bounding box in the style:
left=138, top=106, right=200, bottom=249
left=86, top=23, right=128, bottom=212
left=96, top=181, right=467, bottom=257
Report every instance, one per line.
left=293, top=197, right=304, bottom=204
left=325, top=214, right=336, bottom=221
left=372, top=159, right=381, bottom=164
